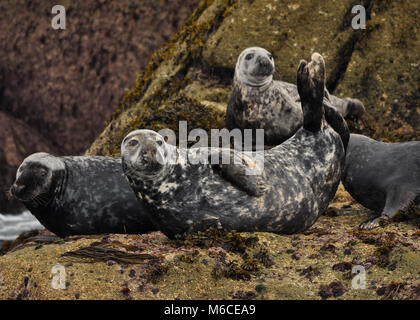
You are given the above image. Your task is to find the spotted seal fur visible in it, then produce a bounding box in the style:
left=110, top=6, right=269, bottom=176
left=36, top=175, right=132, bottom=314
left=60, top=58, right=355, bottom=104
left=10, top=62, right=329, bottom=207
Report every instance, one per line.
left=10, top=153, right=156, bottom=237
left=226, top=47, right=365, bottom=146
left=342, top=134, right=420, bottom=229
left=121, top=53, right=348, bottom=239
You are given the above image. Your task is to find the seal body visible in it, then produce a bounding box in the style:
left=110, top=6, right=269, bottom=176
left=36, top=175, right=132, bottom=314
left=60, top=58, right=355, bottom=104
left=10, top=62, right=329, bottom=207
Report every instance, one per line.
left=342, top=134, right=420, bottom=229
left=226, top=47, right=365, bottom=146
left=122, top=53, right=347, bottom=239
left=11, top=153, right=155, bottom=237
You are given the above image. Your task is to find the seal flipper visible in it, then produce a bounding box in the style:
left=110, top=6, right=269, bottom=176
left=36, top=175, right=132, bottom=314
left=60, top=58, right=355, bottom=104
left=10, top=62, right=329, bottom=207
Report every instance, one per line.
left=297, top=53, right=325, bottom=133
left=188, top=215, right=222, bottom=234
left=344, top=98, right=365, bottom=120
left=210, top=149, right=267, bottom=197
left=324, top=102, right=350, bottom=152
left=359, top=186, right=418, bottom=230
left=226, top=90, right=243, bottom=130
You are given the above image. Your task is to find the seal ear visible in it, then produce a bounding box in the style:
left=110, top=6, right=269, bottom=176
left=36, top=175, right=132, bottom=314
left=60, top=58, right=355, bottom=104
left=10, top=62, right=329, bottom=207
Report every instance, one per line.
left=209, top=149, right=267, bottom=197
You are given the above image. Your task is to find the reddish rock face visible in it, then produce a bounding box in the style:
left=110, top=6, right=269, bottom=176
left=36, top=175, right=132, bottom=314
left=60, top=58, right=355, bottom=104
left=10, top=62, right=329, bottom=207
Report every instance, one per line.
left=0, top=112, right=58, bottom=212
left=0, top=0, right=199, bottom=213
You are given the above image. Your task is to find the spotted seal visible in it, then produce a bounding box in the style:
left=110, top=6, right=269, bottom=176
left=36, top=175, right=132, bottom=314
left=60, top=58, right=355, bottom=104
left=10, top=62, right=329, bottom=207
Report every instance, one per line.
left=10, top=153, right=156, bottom=237
left=121, top=53, right=348, bottom=239
left=342, top=134, right=420, bottom=229
left=226, top=47, right=365, bottom=146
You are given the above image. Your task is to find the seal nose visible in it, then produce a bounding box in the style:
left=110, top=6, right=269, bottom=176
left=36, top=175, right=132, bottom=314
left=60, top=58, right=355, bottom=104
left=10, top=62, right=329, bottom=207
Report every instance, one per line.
left=257, top=56, right=270, bottom=67
left=137, top=142, right=157, bottom=163
left=11, top=183, right=25, bottom=197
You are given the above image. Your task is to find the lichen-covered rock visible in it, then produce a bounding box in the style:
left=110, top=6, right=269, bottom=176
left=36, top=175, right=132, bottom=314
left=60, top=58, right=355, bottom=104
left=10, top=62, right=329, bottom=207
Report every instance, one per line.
left=0, top=192, right=419, bottom=300
left=87, top=0, right=420, bottom=157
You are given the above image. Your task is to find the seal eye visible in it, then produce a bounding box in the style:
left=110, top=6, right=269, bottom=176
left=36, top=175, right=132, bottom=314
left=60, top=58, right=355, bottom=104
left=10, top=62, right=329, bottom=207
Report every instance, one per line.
left=39, top=169, right=47, bottom=177
left=245, top=53, right=254, bottom=60
left=268, top=54, right=273, bottom=60
left=157, top=140, right=163, bottom=146
left=128, top=140, right=139, bottom=148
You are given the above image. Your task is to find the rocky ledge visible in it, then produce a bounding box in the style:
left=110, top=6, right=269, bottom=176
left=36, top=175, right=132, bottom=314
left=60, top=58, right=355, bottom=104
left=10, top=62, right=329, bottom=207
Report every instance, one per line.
left=1, top=187, right=419, bottom=300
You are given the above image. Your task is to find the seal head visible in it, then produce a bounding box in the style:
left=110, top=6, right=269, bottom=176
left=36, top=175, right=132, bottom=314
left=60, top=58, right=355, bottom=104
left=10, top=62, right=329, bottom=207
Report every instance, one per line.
left=235, top=47, right=274, bottom=87
left=11, top=152, right=65, bottom=206
left=121, top=129, right=174, bottom=181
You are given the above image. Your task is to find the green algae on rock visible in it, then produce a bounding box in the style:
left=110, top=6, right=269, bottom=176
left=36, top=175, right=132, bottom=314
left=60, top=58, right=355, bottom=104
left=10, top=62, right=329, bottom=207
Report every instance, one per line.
left=0, top=200, right=419, bottom=300
left=87, top=0, right=419, bottom=158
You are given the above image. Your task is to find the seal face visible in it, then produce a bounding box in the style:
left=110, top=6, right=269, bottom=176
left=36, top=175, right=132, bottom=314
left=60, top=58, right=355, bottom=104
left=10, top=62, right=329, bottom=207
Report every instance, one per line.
left=342, top=134, right=420, bottom=229
left=122, top=53, right=347, bottom=239
left=11, top=152, right=156, bottom=237
left=226, top=47, right=365, bottom=146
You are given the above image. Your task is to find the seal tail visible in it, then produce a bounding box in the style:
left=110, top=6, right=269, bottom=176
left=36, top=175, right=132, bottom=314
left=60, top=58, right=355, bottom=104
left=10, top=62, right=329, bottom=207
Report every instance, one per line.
left=297, top=53, right=325, bottom=133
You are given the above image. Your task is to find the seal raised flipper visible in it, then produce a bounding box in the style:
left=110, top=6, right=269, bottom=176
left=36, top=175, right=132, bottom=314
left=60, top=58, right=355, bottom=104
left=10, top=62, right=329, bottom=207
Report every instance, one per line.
left=297, top=53, right=325, bottom=132
left=209, top=148, right=267, bottom=197
left=359, top=186, right=419, bottom=230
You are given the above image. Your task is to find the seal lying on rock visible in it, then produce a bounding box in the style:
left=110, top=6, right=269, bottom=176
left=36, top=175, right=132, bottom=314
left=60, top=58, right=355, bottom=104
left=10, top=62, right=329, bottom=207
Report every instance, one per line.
left=226, top=47, right=365, bottom=146
left=10, top=153, right=156, bottom=237
left=121, top=53, right=348, bottom=239
left=342, top=134, right=420, bottom=229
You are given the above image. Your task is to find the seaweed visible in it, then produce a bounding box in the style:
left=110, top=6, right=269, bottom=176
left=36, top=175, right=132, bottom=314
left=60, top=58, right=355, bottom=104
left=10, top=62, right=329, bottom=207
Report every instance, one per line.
left=61, top=246, right=158, bottom=264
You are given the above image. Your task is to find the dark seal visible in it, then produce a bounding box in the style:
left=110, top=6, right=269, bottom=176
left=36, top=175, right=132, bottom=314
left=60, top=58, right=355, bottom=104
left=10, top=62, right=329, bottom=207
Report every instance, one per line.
left=342, top=134, right=420, bottom=229
left=121, top=53, right=348, bottom=239
left=10, top=153, right=156, bottom=237
left=226, top=47, right=365, bottom=146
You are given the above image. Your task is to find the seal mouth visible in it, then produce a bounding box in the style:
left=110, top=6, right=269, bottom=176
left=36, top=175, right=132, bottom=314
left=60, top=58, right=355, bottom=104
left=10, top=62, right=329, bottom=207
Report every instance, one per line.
left=10, top=183, right=27, bottom=201
left=250, top=57, right=274, bottom=78
left=11, top=185, right=46, bottom=205
left=125, top=141, right=167, bottom=176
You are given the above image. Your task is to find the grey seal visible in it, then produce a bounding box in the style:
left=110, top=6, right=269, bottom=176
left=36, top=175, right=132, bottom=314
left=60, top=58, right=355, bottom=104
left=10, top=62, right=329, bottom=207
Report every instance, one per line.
left=226, top=47, right=365, bottom=146
left=10, top=153, right=156, bottom=237
left=342, top=134, right=420, bottom=229
left=121, top=53, right=347, bottom=239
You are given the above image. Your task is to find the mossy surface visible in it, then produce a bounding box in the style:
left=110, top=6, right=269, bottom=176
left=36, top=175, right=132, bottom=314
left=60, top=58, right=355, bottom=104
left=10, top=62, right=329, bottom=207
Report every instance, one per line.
left=1, top=186, right=419, bottom=300
left=87, top=0, right=419, bottom=157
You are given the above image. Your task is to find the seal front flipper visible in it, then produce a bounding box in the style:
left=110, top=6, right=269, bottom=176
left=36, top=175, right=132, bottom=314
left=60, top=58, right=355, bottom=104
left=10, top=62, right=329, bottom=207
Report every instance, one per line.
left=359, top=217, right=387, bottom=230
left=359, top=187, right=418, bottom=230
left=324, top=102, right=350, bottom=152
left=209, top=149, right=267, bottom=197
left=188, top=215, right=222, bottom=234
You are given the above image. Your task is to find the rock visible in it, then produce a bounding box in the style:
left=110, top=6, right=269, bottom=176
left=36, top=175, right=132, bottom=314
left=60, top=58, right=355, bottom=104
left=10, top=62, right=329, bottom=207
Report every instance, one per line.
left=1, top=0, right=419, bottom=300
left=0, top=0, right=200, bottom=212
left=87, top=0, right=420, bottom=157
left=0, top=205, right=418, bottom=299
